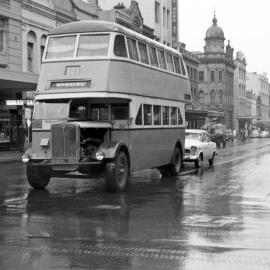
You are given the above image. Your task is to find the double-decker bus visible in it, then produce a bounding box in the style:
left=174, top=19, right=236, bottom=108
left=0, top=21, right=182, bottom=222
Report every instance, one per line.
left=22, top=20, right=191, bottom=192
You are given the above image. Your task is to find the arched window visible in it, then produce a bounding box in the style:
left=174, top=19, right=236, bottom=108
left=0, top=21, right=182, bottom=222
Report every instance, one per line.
left=219, top=90, right=222, bottom=104
left=40, top=35, right=47, bottom=63
left=199, top=90, right=205, bottom=104
left=27, top=31, right=37, bottom=72
left=211, top=90, right=215, bottom=104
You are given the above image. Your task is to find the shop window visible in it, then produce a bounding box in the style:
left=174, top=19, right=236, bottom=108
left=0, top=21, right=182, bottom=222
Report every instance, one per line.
left=113, top=35, right=127, bottom=58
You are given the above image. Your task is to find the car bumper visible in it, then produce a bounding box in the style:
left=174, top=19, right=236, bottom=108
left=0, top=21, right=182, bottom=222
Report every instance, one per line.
left=184, top=153, right=199, bottom=162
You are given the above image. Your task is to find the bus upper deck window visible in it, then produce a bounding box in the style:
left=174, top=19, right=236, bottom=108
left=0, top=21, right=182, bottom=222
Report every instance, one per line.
left=138, top=42, right=149, bottom=65
left=46, top=36, right=76, bottom=59
left=77, top=34, right=110, bottom=57
left=180, top=58, right=186, bottom=76
left=127, top=37, right=139, bottom=61
left=149, top=46, right=158, bottom=67
left=114, top=35, right=127, bottom=58
left=173, top=56, right=181, bottom=74
left=166, top=53, right=174, bottom=72
left=158, top=50, right=166, bottom=70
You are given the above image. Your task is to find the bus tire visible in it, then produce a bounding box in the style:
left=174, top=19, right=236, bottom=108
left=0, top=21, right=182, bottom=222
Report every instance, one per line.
left=159, top=147, right=182, bottom=177
left=26, top=164, right=51, bottom=189
left=105, top=151, right=129, bottom=193
left=170, top=147, right=182, bottom=176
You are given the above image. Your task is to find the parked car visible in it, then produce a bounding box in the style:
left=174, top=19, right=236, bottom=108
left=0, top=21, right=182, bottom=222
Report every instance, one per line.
left=250, top=129, right=260, bottom=138
left=206, top=124, right=227, bottom=147
left=225, top=130, right=234, bottom=142
left=184, top=129, right=217, bottom=168
left=259, top=130, right=269, bottom=138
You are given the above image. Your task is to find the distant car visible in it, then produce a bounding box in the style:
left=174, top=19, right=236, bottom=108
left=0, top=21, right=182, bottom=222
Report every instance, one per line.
left=225, top=130, right=234, bottom=142
left=184, top=129, right=217, bottom=168
left=207, top=124, right=227, bottom=147
left=259, top=130, right=269, bottom=138
left=250, top=129, right=260, bottom=138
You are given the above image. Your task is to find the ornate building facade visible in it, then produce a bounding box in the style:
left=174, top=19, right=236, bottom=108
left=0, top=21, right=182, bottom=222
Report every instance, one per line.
left=0, top=0, right=98, bottom=149
left=196, top=16, right=235, bottom=129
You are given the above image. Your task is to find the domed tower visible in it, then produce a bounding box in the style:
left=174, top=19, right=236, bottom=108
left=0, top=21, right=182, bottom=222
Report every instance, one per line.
left=197, top=14, right=236, bottom=130
left=204, top=15, right=225, bottom=53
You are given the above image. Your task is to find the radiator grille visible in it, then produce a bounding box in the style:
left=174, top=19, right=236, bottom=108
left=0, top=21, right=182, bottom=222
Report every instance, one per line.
left=51, top=123, right=79, bottom=163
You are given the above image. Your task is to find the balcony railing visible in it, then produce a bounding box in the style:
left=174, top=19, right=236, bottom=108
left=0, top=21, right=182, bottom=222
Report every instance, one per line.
left=0, top=0, right=10, bottom=9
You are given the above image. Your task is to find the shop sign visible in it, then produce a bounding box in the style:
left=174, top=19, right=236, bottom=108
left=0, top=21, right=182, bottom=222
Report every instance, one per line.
left=172, top=0, right=178, bottom=49
left=6, top=100, right=34, bottom=106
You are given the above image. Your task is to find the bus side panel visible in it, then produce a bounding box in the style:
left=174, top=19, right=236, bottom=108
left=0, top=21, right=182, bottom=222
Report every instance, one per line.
left=112, top=128, right=185, bottom=172
left=108, top=61, right=190, bottom=101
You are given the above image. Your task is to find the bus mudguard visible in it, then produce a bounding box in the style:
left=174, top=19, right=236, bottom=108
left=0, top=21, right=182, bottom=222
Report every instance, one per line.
left=99, top=141, right=129, bottom=159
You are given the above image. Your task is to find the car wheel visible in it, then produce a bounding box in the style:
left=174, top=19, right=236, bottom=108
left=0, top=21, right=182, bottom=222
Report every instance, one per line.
left=195, top=154, right=203, bottom=168
left=105, top=151, right=129, bottom=193
left=209, top=153, right=215, bottom=167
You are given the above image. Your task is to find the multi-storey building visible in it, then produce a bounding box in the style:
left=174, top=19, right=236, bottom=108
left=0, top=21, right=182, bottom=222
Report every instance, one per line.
left=196, top=15, right=235, bottom=129
left=97, top=0, right=176, bottom=47
left=180, top=43, right=208, bottom=129
left=246, top=72, right=269, bottom=122
left=233, top=51, right=248, bottom=130
left=0, top=0, right=97, bottom=149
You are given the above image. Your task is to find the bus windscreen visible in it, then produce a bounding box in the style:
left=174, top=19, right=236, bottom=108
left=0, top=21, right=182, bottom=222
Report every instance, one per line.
left=46, top=36, right=76, bottom=59
left=33, top=100, right=70, bottom=120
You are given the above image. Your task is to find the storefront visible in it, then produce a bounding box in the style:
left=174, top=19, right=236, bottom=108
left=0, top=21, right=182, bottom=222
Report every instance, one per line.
left=0, top=69, right=37, bottom=150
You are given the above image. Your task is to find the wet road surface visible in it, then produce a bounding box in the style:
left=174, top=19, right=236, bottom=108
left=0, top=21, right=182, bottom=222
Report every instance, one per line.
left=1, top=138, right=270, bottom=269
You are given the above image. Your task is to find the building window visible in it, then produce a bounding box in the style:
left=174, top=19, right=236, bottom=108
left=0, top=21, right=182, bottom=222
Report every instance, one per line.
left=155, top=2, right=160, bottom=23
left=167, top=10, right=170, bottom=29
left=211, top=90, right=215, bottom=104
left=199, top=71, right=204, bottom=81
left=0, top=18, right=6, bottom=52
left=199, top=91, right=205, bottom=104
left=219, top=90, right=222, bottom=104
left=219, top=70, right=223, bottom=81
left=163, top=7, right=166, bottom=27
left=40, top=35, right=47, bottom=63
left=27, top=31, right=37, bottom=72
left=211, top=71, right=215, bottom=82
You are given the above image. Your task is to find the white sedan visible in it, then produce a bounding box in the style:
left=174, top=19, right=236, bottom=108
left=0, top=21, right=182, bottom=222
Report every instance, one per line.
left=184, top=129, right=217, bottom=168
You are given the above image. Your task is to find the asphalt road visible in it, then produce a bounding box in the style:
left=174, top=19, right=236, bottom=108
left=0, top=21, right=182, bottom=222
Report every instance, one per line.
left=1, top=138, right=270, bottom=269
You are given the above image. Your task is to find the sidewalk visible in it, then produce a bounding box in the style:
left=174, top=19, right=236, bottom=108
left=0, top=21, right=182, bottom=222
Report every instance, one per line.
left=0, top=150, right=22, bottom=164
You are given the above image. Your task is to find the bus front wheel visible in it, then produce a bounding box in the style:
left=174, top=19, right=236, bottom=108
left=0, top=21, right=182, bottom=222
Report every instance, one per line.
left=105, top=151, right=129, bottom=192
left=26, top=164, right=51, bottom=189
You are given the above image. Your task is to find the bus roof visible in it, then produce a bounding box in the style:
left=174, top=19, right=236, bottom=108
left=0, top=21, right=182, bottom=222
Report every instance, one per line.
left=49, top=20, right=181, bottom=55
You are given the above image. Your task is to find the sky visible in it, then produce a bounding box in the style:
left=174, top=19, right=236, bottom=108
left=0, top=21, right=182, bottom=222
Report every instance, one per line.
left=179, top=0, right=270, bottom=75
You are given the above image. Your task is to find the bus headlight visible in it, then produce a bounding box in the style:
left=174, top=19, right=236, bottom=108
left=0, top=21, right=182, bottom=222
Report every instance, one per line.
left=22, top=154, right=30, bottom=163
left=95, top=151, right=105, bottom=161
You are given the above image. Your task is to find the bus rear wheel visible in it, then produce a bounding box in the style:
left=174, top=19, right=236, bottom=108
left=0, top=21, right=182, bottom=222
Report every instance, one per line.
left=26, top=164, right=51, bottom=189
left=105, top=151, right=129, bottom=192
left=159, top=147, right=182, bottom=177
